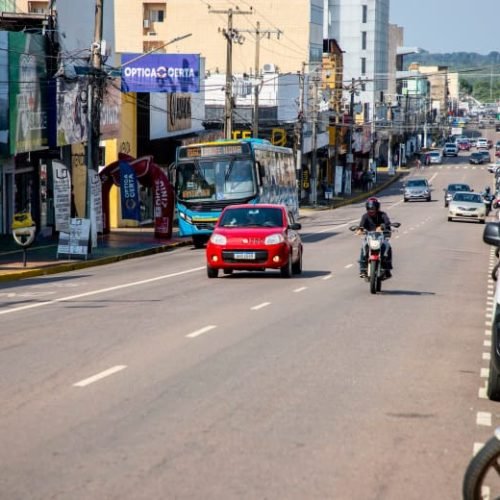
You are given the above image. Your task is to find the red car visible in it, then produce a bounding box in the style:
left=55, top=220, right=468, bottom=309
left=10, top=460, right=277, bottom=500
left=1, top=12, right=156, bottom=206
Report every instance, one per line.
left=457, top=140, right=471, bottom=151
left=206, top=204, right=303, bottom=278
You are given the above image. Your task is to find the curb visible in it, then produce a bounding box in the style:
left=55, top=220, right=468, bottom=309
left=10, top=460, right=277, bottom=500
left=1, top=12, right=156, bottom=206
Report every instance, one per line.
left=0, top=239, right=193, bottom=283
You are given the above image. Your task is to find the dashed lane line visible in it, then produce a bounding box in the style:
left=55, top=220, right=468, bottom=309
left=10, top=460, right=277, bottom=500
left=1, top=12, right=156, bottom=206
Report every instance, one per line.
left=186, top=325, right=217, bottom=338
left=251, top=302, right=271, bottom=311
left=73, top=365, right=127, bottom=387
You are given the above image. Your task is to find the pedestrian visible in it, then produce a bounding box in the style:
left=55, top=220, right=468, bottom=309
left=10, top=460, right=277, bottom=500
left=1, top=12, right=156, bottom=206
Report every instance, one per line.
left=415, top=157, right=422, bottom=170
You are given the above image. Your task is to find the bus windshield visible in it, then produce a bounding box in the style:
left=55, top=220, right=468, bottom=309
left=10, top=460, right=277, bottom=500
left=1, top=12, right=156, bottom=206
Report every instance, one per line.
left=176, top=158, right=256, bottom=202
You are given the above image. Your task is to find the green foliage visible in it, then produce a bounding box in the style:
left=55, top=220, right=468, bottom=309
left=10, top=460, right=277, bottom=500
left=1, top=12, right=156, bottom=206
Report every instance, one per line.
left=409, top=51, right=500, bottom=103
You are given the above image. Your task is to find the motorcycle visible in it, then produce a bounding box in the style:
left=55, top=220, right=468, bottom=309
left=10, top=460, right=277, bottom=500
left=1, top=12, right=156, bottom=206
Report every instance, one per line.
left=482, top=191, right=495, bottom=215
left=350, top=222, right=401, bottom=294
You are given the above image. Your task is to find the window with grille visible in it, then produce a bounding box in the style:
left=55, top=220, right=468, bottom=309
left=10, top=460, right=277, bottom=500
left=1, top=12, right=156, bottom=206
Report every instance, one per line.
left=362, top=5, right=367, bottom=23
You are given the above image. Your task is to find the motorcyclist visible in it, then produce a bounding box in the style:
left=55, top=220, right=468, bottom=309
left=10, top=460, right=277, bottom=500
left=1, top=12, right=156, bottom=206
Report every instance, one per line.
left=482, top=186, right=494, bottom=215
left=357, top=197, right=393, bottom=278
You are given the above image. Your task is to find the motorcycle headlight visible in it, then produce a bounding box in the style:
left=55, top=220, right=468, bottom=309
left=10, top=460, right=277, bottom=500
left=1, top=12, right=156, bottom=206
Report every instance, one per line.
left=369, top=239, right=381, bottom=250
left=265, top=233, right=285, bottom=245
left=210, top=234, right=227, bottom=245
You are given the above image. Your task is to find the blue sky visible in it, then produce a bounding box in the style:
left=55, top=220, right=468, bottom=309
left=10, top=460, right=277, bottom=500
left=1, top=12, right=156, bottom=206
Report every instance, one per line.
left=390, top=0, right=500, bottom=54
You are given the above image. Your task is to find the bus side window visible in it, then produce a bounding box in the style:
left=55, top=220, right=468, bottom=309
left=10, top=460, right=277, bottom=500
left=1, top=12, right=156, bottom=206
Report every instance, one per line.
left=257, top=161, right=266, bottom=185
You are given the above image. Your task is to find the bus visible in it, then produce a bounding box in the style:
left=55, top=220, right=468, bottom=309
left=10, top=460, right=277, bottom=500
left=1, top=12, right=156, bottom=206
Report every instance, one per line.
left=173, top=138, right=298, bottom=248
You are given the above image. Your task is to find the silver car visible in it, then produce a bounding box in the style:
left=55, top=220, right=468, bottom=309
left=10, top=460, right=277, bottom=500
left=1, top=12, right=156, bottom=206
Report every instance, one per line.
left=448, top=192, right=486, bottom=223
left=402, top=178, right=431, bottom=202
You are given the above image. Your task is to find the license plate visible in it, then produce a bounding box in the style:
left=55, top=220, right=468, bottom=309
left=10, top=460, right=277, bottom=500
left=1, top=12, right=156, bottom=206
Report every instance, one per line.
left=234, top=252, right=255, bottom=260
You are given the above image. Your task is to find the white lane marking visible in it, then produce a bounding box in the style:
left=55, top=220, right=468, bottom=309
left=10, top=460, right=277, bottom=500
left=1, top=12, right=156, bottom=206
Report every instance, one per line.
left=485, top=329, right=492, bottom=337
left=486, top=312, right=493, bottom=319
left=477, top=412, right=492, bottom=426
left=483, top=352, right=491, bottom=361
left=345, top=264, right=354, bottom=269
left=322, top=274, right=333, bottom=280
left=429, top=172, right=438, bottom=183
left=0, top=266, right=206, bottom=316
left=313, top=218, right=359, bottom=235
left=186, top=325, right=217, bottom=338
left=251, top=302, right=271, bottom=311
left=479, top=386, right=488, bottom=399
left=484, top=339, right=492, bottom=347
left=481, top=367, right=490, bottom=378
left=294, top=287, right=307, bottom=293
left=73, top=365, right=127, bottom=387
left=485, top=321, right=492, bottom=328
left=473, top=442, right=485, bottom=456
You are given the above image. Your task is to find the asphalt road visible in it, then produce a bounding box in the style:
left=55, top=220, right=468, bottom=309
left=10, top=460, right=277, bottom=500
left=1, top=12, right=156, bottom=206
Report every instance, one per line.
left=0, top=149, right=498, bottom=499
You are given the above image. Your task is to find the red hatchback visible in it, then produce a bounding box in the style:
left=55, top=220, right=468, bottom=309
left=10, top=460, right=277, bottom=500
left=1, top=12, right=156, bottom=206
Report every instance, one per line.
left=206, top=204, right=303, bottom=278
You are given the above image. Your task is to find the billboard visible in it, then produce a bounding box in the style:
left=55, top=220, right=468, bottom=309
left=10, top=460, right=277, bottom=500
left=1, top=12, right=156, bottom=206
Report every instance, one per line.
left=8, top=32, right=48, bottom=154
left=121, top=53, right=200, bottom=93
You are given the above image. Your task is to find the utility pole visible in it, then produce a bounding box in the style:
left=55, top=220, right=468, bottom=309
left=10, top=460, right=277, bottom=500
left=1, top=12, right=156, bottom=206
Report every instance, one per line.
left=239, top=21, right=282, bottom=138
left=295, top=63, right=305, bottom=204
left=310, top=74, right=319, bottom=206
left=209, top=6, right=252, bottom=140
left=86, top=0, right=104, bottom=218
left=348, top=77, right=355, bottom=171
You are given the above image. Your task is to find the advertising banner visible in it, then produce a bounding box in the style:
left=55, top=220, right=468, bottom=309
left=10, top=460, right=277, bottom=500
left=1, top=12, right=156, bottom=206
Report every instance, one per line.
left=89, top=169, right=103, bottom=247
left=57, top=218, right=90, bottom=259
left=0, top=32, right=8, bottom=156
left=8, top=32, right=48, bottom=154
left=119, top=160, right=141, bottom=221
left=56, top=77, right=88, bottom=146
left=121, top=53, right=200, bottom=93
left=151, top=166, right=174, bottom=239
left=100, top=78, right=121, bottom=139
left=52, top=161, right=72, bottom=233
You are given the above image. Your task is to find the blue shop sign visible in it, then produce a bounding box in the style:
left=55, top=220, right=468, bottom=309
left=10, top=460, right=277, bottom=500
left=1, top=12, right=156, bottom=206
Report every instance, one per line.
left=121, top=53, right=200, bottom=93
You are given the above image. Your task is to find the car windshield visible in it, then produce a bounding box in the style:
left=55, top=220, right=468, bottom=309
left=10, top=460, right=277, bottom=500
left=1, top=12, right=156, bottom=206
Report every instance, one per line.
left=219, top=207, right=284, bottom=228
left=453, top=193, right=482, bottom=203
left=449, top=184, right=470, bottom=192
left=407, top=180, right=427, bottom=187
left=429, top=152, right=440, bottom=157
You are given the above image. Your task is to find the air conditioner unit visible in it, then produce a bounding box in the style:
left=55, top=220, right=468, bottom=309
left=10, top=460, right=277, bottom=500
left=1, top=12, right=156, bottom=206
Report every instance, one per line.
left=143, top=19, right=150, bottom=28
left=262, top=63, right=276, bottom=73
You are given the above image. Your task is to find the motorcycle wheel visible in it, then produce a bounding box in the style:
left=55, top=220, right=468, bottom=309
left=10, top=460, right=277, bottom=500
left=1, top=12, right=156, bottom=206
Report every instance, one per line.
left=369, top=261, right=378, bottom=294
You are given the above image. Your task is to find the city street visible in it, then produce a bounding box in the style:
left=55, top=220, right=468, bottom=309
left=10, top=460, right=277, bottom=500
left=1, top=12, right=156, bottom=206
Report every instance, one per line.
left=0, top=153, right=497, bottom=499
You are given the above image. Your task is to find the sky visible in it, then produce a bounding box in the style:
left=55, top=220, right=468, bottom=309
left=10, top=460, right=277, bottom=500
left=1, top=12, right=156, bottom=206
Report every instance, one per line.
left=389, top=0, right=500, bottom=54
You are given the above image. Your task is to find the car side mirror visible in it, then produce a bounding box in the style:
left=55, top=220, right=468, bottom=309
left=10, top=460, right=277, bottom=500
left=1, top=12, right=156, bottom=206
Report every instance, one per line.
left=484, top=222, right=500, bottom=246
left=289, top=222, right=301, bottom=230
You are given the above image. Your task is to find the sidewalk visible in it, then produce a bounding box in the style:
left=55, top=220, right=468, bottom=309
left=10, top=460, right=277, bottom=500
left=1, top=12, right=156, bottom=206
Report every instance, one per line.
left=0, top=167, right=407, bottom=283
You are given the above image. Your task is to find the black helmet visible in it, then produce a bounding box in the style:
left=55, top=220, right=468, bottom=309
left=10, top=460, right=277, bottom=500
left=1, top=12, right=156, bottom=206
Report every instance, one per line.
left=366, top=197, right=380, bottom=215
left=486, top=186, right=491, bottom=193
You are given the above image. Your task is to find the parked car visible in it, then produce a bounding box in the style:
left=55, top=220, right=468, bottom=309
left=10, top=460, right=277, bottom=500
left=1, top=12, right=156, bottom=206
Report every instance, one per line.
left=443, top=183, right=473, bottom=207
left=482, top=222, right=500, bottom=399
left=205, top=204, right=303, bottom=278
left=402, top=177, right=431, bottom=202
left=448, top=192, right=486, bottom=223
left=443, top=142, right=459, bottom=157
left=470, top=152, right=485, bottom=165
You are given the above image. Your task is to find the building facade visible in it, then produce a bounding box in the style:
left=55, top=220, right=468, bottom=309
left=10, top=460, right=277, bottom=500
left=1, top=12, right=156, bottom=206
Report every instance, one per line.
left=325, top=0, right=389, bottom=122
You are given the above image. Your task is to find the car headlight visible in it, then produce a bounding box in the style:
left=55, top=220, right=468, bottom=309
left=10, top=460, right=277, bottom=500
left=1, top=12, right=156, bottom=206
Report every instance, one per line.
left=209, top=234, right=227, bottom=245
left=179, top=212, right=193, bottom=223
left=265, top=233, right=285, bottom=245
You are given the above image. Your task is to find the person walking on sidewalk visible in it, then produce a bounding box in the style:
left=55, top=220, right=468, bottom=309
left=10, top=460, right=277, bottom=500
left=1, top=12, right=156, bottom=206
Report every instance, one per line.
left=415, top=157, right=422, bottom=171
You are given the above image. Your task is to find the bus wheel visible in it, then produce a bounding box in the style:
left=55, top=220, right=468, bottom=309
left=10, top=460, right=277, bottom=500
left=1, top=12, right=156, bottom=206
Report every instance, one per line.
left=193, top=235, right=206, bottom=249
